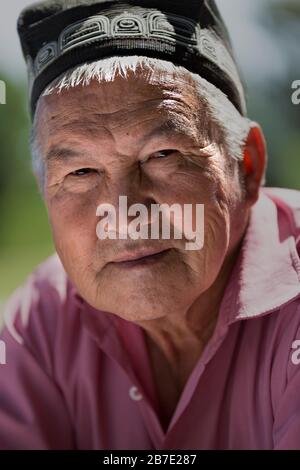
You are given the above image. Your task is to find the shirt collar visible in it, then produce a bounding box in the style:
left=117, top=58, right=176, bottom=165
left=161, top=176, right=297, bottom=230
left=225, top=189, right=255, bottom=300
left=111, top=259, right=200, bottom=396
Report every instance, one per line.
left=221, top=188, right=300, bottom=324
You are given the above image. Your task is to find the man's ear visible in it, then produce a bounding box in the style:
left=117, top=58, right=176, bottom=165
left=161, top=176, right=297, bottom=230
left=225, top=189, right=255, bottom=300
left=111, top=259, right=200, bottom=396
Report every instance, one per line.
left=242, top=122, right=267, bottom=206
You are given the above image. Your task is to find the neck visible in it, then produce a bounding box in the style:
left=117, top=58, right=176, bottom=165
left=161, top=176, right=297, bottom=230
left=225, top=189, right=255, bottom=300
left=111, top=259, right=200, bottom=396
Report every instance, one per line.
left=137, top=242, right=241, bottom=392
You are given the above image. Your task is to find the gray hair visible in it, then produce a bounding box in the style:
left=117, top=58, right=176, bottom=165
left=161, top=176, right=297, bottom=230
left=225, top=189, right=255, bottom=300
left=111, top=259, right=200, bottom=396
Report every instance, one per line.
left=30, top=55, right=253, bottom=188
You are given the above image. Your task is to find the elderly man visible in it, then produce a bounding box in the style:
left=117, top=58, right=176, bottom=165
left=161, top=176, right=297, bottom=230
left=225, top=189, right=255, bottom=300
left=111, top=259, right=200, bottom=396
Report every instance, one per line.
left=0, top=0, right=300, bottom=450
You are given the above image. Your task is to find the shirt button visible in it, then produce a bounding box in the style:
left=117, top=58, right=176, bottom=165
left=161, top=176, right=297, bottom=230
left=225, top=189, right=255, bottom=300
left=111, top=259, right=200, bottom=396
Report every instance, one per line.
left=129, top=386, right=143, bottom=401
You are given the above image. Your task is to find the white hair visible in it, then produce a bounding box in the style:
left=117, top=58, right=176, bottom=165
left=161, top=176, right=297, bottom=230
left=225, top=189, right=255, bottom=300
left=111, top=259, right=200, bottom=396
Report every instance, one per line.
left=30, top=55, right=253, bottom=187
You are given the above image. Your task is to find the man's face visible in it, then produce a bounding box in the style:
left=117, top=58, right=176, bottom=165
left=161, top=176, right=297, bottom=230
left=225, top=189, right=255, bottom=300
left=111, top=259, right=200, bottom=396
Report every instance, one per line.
left=36, top=73, right=249, bottom=322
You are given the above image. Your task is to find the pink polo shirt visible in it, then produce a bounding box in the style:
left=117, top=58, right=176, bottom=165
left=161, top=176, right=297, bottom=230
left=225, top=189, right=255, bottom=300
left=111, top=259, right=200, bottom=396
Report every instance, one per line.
left=1, top=187, right=300, bottom=450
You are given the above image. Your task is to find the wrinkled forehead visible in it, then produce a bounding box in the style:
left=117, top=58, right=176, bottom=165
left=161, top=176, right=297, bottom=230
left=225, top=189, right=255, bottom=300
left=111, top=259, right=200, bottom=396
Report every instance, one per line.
left=35, top=71, right=203, bottom=140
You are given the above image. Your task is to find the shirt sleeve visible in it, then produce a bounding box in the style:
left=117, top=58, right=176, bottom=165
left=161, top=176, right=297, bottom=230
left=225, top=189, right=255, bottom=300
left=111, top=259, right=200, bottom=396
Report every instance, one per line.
left=0, top=276, right=75, bottom=450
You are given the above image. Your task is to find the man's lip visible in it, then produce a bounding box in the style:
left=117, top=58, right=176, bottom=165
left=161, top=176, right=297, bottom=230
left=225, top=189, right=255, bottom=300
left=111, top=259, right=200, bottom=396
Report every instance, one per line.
left=112, top=247, right=171, bottom=263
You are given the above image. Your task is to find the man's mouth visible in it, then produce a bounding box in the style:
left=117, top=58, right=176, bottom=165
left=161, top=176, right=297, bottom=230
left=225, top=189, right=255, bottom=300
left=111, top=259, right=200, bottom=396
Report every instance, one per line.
left=111, top=247, right=172, bottom=268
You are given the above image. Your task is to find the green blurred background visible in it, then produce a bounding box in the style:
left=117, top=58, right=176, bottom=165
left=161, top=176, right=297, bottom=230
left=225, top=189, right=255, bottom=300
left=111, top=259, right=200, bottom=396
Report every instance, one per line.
left=0, top=0, right=299, bottom=312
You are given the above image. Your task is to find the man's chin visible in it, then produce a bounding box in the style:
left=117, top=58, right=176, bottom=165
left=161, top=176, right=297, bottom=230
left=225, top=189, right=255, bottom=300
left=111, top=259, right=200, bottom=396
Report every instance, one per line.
left=71, top=270, right=192, bottom=321
left=94, top=298, right=169, bottom=322
left=81, top=290, right=174, bottom=323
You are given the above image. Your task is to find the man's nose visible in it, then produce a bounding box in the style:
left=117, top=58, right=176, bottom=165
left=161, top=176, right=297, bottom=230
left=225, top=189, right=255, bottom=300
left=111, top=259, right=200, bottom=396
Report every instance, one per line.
left=100, top=166, right=157, bottom=210
left=95, top=167, right=159, bottom=237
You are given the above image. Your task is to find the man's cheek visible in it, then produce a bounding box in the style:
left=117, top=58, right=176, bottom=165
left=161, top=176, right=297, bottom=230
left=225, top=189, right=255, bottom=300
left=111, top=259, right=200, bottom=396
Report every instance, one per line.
left=53, top=229, right=95, bottom=278
left=49, top=211, right=92, bottom=262
left=49, top=197, right=96, bottom=234
left=203, top=208, right=231, bottom=257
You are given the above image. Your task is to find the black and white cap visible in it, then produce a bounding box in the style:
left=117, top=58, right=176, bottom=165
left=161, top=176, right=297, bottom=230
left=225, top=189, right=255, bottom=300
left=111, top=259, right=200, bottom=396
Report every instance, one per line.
left=17, top=0, right=247, bottom=119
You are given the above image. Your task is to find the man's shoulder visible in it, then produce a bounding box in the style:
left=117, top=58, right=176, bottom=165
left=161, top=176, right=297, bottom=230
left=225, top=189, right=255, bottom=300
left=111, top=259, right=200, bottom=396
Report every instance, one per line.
left=2, top=253, right=74, bottom=345
left=7, top=252, right=69, bottom=307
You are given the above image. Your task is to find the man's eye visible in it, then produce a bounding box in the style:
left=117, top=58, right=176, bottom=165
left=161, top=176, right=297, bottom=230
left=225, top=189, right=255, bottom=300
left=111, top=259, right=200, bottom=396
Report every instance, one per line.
left=149, top=149, right=176, bottom=160
left=69, top=168, right=96, bottom=177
